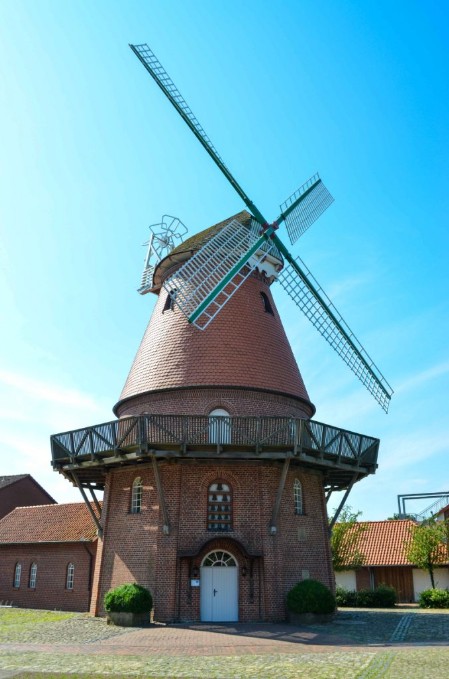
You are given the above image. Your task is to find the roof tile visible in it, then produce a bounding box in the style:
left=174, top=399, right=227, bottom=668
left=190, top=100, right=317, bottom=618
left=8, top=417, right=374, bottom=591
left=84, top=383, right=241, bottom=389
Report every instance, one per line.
left=0, top=502, right=99, bottom=544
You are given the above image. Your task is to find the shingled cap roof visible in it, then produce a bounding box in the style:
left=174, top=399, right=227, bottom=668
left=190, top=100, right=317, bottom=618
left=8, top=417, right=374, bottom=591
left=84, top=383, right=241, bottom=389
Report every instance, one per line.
left=151, top=210, right=283, bottom=291
left=0, top=502, right=100, bottom=544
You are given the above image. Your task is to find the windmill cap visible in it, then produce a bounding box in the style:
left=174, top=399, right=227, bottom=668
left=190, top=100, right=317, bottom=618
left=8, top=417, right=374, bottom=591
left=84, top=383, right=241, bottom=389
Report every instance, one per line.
left=151, top=210, right=283, bottom=291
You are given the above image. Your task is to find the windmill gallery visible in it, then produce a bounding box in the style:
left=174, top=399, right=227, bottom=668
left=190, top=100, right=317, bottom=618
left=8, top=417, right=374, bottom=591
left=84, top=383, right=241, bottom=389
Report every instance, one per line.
left=48, top=44, right=393, bottom=622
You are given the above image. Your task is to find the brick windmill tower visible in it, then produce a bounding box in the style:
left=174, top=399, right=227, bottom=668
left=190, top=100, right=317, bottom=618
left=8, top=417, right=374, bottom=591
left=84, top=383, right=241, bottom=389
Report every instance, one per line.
left=51, top=45, right=392, bottom=622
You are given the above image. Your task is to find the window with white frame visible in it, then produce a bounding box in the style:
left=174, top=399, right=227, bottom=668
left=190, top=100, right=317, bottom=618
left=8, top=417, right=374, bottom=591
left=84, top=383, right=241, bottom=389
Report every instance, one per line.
left=294, top=478, right=303, bottom=515
left=13, top=562, right=21, bottom=588
left=29, top=562, right=37, bottom=589
left=66, top=563, right=75, bottom=590
left=131, top=477, right=143, bottom=514
left=209, top=408, right=231, bottom=444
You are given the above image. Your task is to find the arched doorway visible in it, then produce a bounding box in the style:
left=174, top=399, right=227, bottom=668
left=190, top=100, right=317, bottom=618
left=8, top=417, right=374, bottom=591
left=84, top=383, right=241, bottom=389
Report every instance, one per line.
left=200, top=550, right=238, bottom=621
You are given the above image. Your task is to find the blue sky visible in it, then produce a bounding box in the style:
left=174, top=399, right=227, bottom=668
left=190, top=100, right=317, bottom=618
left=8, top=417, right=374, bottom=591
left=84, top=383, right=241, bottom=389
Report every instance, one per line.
left=0, top=1, right=448, bottom=519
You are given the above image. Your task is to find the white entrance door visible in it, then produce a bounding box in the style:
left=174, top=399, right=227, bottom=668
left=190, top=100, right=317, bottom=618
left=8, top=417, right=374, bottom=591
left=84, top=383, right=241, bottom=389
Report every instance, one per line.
left=200, top=552, right=238, bottom=622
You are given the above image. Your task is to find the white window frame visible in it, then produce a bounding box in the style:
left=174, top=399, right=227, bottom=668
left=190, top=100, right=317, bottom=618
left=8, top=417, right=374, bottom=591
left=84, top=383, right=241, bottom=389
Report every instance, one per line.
left=13, top=562, right=21, bottom=588
left=202, top=550, right=237, bottom=567
left=294, top=478, right=303, bottom=515
left=66, top=563, right=75, bottom=590
left=131, top=477, right=143, bottom=514
left=209, top=408, right=231, bottom=445
left=29, top=562, right=37, bottom=589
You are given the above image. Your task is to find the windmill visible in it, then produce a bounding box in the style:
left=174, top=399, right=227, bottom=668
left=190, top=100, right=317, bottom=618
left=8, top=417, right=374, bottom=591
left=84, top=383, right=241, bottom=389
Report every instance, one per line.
left=130, top=43, right=393, bottom=413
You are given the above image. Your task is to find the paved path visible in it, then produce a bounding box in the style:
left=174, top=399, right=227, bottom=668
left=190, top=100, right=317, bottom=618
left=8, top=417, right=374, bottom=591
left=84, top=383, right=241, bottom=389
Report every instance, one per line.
left=1, top=609, right=449, bottom=678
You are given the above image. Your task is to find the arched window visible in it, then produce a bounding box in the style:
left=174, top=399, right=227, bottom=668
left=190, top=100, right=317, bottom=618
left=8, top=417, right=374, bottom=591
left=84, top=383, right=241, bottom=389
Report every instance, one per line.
left=131, top=477, right=143, bottom=514
left=29, top=563, right=37, bottom=589
left=260, top=291, right=274, bottom=315
left=202, top=551, right=237, bottom=567
left=294, top=479, right=303, bottom=515
left=209, top=408, right=231, bottom=444
left=66, top=563, right=75, bottom=590
left=207, top=481, right=232, bottom=532
left=13, top=563, right=21, bottom=588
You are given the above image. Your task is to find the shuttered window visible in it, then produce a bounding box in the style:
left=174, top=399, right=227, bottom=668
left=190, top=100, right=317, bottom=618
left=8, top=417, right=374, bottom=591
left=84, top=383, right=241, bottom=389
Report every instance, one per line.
left=207, top=481, right=232, bottom=532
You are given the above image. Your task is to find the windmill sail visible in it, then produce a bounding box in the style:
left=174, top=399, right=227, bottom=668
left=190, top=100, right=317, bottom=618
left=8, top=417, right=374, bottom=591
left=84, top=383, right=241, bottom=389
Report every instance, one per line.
left=129, top=44, right=265, bottom=225
left=131, top=42, right=393, bottom=412
left=163, top=219, right=277, bottom=330
left=278, top=174, right=334, bottom=245
left=277, top=249, right=393, bottom=412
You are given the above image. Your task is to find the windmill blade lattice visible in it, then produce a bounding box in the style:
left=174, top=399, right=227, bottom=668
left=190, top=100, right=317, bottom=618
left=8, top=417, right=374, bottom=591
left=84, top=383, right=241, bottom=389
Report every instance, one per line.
left=279, top=174, right=334, bottom=245
left=129, top=44, right=266, bottom=224
left=277, top=252, right=393, bottom=412
left=163, top=219, right=277, bottom=330
left=130, top=42, right=393, bottom=412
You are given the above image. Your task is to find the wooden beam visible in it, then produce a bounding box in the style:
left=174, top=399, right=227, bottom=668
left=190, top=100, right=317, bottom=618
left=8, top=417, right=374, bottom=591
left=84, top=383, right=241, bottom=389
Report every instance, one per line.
left=71, top=472, right=103, bottom=538
left=88, top=486, right=102, bottom=517
left=328, top=473, right=359, bottom=531
left=269, top=457, right=290, bottom=535
left=151, top=456, right=170, bottom=535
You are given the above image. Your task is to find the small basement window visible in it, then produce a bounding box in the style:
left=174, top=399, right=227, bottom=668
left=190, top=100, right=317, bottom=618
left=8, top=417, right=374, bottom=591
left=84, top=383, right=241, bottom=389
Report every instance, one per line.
left=260, top=291, right=274, bottom=315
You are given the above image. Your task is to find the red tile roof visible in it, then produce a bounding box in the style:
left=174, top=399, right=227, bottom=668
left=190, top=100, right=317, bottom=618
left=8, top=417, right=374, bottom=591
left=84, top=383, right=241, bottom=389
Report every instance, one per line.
left=355, top=520, right=418, bottom=566
left=0, top=502, right=99, bottom=544
left=338, top=519, right=435, bottom=567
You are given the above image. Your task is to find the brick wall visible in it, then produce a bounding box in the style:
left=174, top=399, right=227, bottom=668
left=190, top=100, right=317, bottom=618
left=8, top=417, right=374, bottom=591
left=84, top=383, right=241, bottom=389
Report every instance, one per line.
left=0, top=542, right=96, bottom=612
left=91, top=459, right=334, bottom=622
left=116, top=386, right=313, bottom=420
left=0, top=478, right=55, bottom=520
left=115, top=273, right=315, bottom=416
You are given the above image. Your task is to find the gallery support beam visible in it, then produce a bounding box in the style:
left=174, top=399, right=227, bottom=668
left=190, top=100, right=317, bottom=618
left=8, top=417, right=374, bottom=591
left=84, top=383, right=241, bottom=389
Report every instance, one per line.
left=71, top=471, right=103, bottom=538
left=269, top=457, right=291, bottom=535
left=152, top=456, right=170, bottom=535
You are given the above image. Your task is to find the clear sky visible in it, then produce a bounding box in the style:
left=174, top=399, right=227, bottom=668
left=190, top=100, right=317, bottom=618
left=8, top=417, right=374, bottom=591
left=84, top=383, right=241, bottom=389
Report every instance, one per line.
left=0, top=0, right=448, bottom=520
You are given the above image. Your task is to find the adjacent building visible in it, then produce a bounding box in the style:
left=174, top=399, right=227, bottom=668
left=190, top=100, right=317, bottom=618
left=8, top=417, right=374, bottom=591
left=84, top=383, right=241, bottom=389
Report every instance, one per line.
left=0, top=502, right=98, bottom=611
left=0, top=475, right=55, bottom=520
left=334, top=519, right=449, bottom=602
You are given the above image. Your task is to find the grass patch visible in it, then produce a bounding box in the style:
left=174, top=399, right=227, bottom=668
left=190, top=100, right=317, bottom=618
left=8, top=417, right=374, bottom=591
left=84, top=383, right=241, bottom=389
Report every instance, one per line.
left=0, top=609, right=76, bottom=627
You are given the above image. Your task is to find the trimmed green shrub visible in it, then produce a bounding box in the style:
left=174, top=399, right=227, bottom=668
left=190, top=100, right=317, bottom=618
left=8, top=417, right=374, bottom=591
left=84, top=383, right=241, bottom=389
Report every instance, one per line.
left=336, top=585, right=396, bottom=608
left=371, top=584, right=397, bottom=608
left=287, top=579, right=336, bottom=615
left=354, top=588, right=375, bottom=607
left=335, top=586, right=358, bottom=607
left=418, top=588, right=449, bottom=609
left=355, top=585, right=396, bottom=608
left=104, top=583, right=153, bottom=614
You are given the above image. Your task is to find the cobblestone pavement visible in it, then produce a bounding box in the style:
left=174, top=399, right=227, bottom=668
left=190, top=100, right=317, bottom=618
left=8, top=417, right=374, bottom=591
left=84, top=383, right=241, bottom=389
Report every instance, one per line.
left=0, top=608, right=448, bottom=678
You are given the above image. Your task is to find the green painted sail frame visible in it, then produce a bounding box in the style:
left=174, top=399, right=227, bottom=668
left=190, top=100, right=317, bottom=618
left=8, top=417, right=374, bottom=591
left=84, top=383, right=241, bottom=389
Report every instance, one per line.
left=130, top=43, right=393, bottom=412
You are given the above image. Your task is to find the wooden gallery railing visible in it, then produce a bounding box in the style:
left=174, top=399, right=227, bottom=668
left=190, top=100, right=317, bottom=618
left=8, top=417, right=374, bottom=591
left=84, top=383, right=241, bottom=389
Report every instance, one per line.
left=51, top=414, right=379, bottom=469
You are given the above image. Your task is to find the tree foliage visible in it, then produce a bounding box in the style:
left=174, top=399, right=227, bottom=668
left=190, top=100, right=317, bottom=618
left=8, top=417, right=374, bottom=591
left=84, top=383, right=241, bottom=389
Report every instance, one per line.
left=405, top=519, right=449, bottom=589
left=330, top=506, right=366, bottom=572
